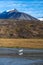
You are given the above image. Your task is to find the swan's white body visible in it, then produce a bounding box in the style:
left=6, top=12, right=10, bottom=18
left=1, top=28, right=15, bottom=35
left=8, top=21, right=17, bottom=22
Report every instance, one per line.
left=19, top=53, right=23, bottom=55
left=18, top=49, right=23, bottom=52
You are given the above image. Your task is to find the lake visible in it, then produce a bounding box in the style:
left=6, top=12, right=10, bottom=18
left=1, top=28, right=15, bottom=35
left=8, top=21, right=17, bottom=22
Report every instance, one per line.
left=0, top=48, right=43, bottom=65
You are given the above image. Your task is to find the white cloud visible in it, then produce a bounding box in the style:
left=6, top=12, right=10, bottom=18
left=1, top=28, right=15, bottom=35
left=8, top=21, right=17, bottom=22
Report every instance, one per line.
left=38, top=18, right=43, bottom=21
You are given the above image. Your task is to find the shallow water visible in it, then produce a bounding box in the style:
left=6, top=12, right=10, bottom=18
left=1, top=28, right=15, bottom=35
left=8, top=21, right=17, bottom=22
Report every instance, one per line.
left=0, top=48, right=43, bottom=65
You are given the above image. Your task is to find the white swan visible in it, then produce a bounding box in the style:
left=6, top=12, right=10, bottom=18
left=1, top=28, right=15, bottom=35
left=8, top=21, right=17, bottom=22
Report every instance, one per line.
left=18, top=49, right=23, bottom=52
left=19, top=53, right=23, bottom=55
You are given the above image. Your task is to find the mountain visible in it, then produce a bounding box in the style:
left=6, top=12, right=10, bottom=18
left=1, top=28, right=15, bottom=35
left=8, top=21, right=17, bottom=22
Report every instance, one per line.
left=0, top=9, right=38, bottom=21
left=0, top=9, right=43, bottom=38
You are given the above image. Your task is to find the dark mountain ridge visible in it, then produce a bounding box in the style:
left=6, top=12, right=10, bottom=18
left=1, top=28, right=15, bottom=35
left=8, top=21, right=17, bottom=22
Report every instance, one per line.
left=0, top=9, right=38, bottom=21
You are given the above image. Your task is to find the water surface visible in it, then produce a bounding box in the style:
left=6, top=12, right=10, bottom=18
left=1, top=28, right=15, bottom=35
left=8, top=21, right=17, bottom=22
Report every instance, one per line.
left=0, top=48, right=43, bottom=65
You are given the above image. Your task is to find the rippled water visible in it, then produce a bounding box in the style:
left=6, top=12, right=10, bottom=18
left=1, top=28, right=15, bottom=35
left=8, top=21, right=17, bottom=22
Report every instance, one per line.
left=0, top=48, right=43, bottom=65
left=0, top=57, right=43, bottom=65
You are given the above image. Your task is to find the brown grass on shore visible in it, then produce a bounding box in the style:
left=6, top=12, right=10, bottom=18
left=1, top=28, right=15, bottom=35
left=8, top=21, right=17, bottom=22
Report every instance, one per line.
left=0, top=39, right=43, bottom=48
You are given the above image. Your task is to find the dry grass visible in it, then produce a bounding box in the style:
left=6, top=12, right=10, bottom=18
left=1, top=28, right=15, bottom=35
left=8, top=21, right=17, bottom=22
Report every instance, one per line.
left=0, top=39, right=43, bottom=48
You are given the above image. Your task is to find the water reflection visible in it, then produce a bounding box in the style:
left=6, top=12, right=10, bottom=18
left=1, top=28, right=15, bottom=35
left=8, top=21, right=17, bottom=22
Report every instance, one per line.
left=0, top=48, right=43, bottom=65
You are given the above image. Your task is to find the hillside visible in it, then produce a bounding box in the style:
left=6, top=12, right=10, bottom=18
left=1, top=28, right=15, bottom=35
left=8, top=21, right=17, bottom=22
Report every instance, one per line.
left=0, top=9, right=43, bottom=38
left=0, top=19, right=43, bottom=38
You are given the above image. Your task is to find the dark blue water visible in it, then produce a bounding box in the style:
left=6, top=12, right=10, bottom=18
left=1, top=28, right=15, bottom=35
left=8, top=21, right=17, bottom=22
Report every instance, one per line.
left=0, top=48, right=43, bottom=65
left=0, top=57, right=43, bottom=65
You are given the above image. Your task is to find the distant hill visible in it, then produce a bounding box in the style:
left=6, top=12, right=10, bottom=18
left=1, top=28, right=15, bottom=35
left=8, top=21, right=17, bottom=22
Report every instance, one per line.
left=0, top=9, right=38, bottom=21
left=0, top=9, right=43, bottom=38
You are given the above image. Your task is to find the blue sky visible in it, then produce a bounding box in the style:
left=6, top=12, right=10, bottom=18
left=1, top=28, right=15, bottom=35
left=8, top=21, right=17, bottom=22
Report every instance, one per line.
left=0, top=0, right=43, bottom=18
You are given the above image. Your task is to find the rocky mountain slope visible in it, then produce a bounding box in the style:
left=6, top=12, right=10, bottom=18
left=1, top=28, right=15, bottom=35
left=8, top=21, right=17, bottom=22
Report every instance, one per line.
left=0, top=9, right=43, bottom=38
